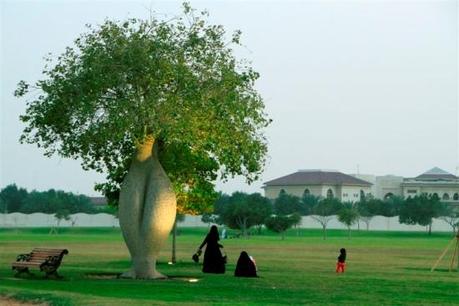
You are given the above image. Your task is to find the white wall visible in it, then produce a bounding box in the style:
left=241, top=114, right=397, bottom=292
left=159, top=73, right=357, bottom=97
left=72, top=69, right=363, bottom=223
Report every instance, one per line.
left=0, top=213, right=455, bottom=232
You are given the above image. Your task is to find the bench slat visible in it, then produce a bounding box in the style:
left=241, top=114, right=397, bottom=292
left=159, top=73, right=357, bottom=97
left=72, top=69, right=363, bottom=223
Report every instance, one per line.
left=31, top=252, right=65, bottom=255
left=12, top=262, right=43, bottom=267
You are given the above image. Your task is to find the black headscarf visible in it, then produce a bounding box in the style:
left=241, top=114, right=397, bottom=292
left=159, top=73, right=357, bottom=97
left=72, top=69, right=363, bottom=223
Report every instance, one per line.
left=235, top=251, right=257, bottom=277
left=208, top=225, right=220, bottom=242
left=338, top=248, right=346, bottom=262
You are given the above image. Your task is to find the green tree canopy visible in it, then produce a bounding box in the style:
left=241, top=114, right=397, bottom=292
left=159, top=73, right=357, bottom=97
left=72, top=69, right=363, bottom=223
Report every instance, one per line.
left=337, top=202, right=359, bottom=239
left=0, top=185, right=95, bottom=214
left=15, top=3, right=270, bottom=215
left=274, top=192, right=302, bottom=215
left=311, top=198, right=341, bottom=240
left=0, top=184, right=28, bottom=213
left=381, top=195, right=403, bottom=217
left=356, top=198, right=383, bottom=230
left=399, top=194, right=443, bottom=235
left=217, top=192, right=272, bottom=237
left=301, top=194, right=320, bottom=215
left=264, top=214, right=299, bottom=240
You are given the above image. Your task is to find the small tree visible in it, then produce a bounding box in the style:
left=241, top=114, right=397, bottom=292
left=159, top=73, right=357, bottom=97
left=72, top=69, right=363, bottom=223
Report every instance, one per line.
left=264, top=214, right=299, bottom=240
left=399, top=194, right=442, bottom=235
left=311, top=198, right=341, bottom=240
left=274, top=192, right=302, bottom=215
left=201, top=213, right=219, bottom=227
left=356, top=198, right=382, bottom=231
left=337, top=203, right=359, bottom=239
left=50, top=209, right=71, bottom=234
left=439, top=205, right=459, bottom=235
left=381, top=195, right=403, bottom=217
left=301, top=194, right=320, bottom=216
left=218, top=192, right=272, bottom=237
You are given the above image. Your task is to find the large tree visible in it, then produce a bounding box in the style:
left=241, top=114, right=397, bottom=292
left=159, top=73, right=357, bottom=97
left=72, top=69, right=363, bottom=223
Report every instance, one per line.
left=15, top=5, right=269, bottom=278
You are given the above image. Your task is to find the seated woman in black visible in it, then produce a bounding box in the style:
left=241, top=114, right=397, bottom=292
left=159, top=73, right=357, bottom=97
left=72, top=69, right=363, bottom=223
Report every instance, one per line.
left=235, top=251, right=257, bottom=277
left=198, top=225, right=225, bottom=274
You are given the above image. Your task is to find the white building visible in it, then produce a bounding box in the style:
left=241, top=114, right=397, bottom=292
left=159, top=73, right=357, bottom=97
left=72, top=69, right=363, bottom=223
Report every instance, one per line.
left=263, top=169, right=372, bottom=202
left=265, top=167, right=459, bottom=208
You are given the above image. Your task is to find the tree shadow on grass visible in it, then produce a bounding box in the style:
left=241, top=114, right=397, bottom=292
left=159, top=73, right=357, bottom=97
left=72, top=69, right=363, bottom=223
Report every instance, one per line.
left=404, top=267, right=458, bottom=273
left=84, top=271, right=202, bottom=281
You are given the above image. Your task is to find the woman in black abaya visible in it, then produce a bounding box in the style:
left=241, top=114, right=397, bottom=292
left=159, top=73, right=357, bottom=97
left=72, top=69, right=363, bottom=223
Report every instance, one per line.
left=198, top=225, right=225, bottom=274
left=234, top=251, right=257, bottom=277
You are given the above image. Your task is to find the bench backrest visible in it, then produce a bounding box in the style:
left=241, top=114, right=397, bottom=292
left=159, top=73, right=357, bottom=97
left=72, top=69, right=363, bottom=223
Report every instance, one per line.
left=30, top=248, right=69, bottom=261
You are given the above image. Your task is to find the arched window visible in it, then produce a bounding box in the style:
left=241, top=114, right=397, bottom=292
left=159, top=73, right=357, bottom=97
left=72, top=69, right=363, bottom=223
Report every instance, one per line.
left=303, top=189, right=310, bottom=196
left=454, top=193, right=459, bottom=201
left=432, top=193, right=439, bottom=199
left=279, top=189, right=286, bottom=196
left=442, top=193, right=450, bottom=201
left=326, top=189, right=334, bottom=199
left=384, top=193, right=393, bottom=200
left=360, top=190, right=365, bottom=201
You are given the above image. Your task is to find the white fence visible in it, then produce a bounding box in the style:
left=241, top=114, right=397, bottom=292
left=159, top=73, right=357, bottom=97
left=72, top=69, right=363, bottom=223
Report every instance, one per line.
left=0, top=213, right=454, bottom=232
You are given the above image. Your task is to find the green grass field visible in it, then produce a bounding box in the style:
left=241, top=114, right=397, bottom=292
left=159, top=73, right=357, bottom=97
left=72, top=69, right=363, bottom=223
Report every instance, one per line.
left=0, top=227, right=458, bottom=305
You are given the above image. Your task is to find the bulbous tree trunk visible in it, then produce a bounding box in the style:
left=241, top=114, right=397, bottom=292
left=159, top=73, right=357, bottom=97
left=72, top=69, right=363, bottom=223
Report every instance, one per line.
left=118, top=137, right=176, bottom=279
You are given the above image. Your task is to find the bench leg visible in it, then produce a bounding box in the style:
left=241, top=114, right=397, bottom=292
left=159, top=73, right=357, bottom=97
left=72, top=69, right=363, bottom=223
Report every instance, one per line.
left=13, top=267, right=33, bottom=277
left=44, top=269, right=62, bottom=279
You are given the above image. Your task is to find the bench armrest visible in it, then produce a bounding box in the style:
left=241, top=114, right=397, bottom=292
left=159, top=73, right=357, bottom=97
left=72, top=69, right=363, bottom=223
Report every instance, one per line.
left=16, top=253, right=32, bottom=262
left=44, top=255, right=62, bottom=266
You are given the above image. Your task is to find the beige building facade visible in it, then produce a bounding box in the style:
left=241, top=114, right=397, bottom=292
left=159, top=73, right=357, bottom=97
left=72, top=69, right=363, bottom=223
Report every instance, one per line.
left=263, top=170, right=372, bottom=202
left=265, top=168, right=459, bottom=208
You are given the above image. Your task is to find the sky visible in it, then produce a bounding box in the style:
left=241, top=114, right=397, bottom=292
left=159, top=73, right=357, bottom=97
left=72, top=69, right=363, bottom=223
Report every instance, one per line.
left=1, top=0, right=458, bottom=196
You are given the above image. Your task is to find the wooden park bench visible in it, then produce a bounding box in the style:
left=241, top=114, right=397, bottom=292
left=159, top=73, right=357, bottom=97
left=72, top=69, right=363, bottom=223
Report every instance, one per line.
left=12, top=248, right=69, bottom=278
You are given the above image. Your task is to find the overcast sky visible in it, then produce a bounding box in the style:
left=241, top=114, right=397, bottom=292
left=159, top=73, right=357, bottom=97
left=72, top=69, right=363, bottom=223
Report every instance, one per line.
left=1, top=0, right=458, bottom=196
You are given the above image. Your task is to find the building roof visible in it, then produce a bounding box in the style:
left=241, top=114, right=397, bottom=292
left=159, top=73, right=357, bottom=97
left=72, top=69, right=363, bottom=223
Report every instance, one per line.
left=89, top=197, right=107, bottom=206
left=264, top=170, right=372, bottom=187
left=415, top=167, right=457, bottom=181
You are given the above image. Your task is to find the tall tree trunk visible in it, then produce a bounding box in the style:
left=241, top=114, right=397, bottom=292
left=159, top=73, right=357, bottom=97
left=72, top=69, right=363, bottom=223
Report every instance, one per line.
left=348, top=226, right=351, bottom=240
left=428, top=223, right=432, bottom=235
left=171, top=218, right=177, bottom=264
left=119, top=137, right=177, bottom=279
left=322, top=224, right=326, bottom=240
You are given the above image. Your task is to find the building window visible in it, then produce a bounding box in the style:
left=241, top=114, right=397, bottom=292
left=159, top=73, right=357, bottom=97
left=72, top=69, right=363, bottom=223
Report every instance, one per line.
left=442, top=193, right=450, bottom=201
left=327, top=189, right=334, bottom=199
left=432, top=193, right=439, bottom=199
left=354, top=194, right=358, bottom=198
left=343, top=193, right=348, bottom=197
left=303, top=189, right=310, bottom=196
left=384, top=193, right=394, bottom=200
left=407, top=190, right=417, bottom=194
left=279, top=189, right=286, bottom=196
left=454, top=193, right=459, bottom=201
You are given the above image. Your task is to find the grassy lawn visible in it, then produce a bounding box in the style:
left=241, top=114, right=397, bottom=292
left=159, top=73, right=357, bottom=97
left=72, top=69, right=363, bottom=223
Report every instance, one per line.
left=0, top=227, right=458, bottom=305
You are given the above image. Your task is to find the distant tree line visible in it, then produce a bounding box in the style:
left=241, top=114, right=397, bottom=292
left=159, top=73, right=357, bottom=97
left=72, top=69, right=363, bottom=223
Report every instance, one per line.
left=0, top=184, right=97, bottom=214
left=203, top=191, right=459, bottom=239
